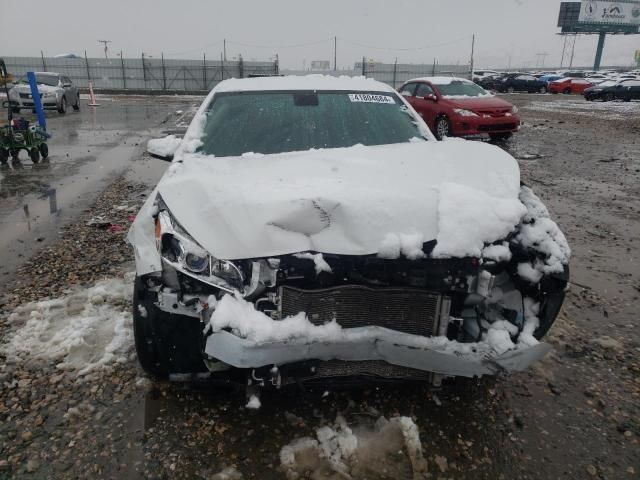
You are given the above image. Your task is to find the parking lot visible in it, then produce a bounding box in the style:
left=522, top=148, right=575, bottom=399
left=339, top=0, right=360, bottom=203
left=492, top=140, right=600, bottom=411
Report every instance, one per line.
left=0, top=93, right=639, bottom=479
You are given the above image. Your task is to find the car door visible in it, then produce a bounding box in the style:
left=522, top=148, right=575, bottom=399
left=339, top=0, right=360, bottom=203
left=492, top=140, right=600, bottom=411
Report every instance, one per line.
left=514, top=75, right=530, bottom=91
left=572, top=79, right=590, bottom=94
left=623, top=80, right=640, bottom=100
left=412, top=83, right=438, bottom=128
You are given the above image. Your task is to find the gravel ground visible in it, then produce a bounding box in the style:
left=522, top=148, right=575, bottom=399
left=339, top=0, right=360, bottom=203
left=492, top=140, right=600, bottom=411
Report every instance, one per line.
left=0, top=94, right=638, bottom=479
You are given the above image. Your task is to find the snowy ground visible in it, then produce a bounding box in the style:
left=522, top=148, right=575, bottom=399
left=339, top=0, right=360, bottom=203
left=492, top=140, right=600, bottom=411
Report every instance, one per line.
left=525, top=97, right=640, bottom=120
left=0, top=94, right=638, bottom=479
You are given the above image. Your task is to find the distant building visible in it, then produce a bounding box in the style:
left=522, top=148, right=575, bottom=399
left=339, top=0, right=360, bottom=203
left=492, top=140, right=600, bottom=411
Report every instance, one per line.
left=310, top=60, right=331, bottom=71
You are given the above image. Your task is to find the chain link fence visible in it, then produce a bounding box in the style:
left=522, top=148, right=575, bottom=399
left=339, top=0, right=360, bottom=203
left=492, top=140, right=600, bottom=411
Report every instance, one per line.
left=357, top=60, right=471, bottom=89
left=2, top=55, right=279, bottom=93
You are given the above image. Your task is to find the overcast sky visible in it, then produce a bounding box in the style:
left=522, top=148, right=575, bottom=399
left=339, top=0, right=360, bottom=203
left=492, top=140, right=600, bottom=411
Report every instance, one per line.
left=1, top=0, right=638, bottom=69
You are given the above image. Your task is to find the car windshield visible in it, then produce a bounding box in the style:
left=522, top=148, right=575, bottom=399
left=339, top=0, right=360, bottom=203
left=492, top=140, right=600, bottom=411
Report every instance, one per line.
left=598, top=81, right=617, bottom=87
left=434, top=81, right=490, bottom=97
left=19, top=74, right=59, bottom=87
left=197, top=91, right=427, bottom=157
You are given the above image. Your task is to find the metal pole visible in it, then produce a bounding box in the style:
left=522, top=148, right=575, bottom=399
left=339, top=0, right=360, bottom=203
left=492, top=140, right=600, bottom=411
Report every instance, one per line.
left=560, top=35, right=567, bottom=68
left=84, top=50, right=91, bottom=83
left=239, top=54, right=244, bottom=78
left=361, top=56, right=366, bottom=76
left=593, top=32, right=606, bottom=70
left=141, top=53, right=147, bottom=87
left=223, top=39, right=227, bottom=61
left=220, top=52, right=224, bottom=81
left=203, top=53, right=207, bottom=90
left=120, top=51, right=126, bottom=89
left=569, top=34, right=577, bottom=69
left=162, top=52, right=166, bottom=91
left=470, top=34, right=475, bottom=80
left=392, top=57, right=397, bottom=89
left=41, top=51, right=46, bottom=71
left=334, top=36, right=337, bottom=71
left=275, top=53, right=279, bottom=75
left=432, top=58, right=436, bottom=76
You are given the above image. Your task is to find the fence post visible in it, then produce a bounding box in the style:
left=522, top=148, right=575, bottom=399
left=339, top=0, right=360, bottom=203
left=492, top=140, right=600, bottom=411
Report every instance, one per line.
left=361, top=56, right=365, bottom=76
left=392, top=57, right=397, bottom=89
left=141, top=53, right=147, bottom=89
left=161, top=53, right=166, bottom=91
left=274, top=53, right=279, bottom=75
left=41, top=51, right=47, bottom=72
left=432, top=58, right=436, bottom=76
left=239, top=55, right=244, bottom=78
left=84, top=50, right=91, bottom=84
left=203, top=53, right=207, bottom=90
left=120, top=51, right=126, bottom=89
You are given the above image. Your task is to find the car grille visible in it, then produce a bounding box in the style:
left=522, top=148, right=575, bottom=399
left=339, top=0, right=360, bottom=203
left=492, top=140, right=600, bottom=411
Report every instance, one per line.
left=476, top=109, right=511, bottom=117
left=311, top=360, right=433, bottom=381
left=279, top=285, right=447, bottom=337
left=478, top=123, right=517, bottom=132
left=18, top=93, right=42, bottom=99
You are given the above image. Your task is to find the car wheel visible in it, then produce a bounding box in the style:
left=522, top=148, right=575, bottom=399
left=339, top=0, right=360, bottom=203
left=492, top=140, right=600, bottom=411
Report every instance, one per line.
left=0, top=147, right=8, bottom=164
left=489, top=132, right=513, bottom=142
left=73, top=94, right=80, bottom=111
left=10, top=149, right=20, bottom=160
left=39, top=143, right=49, bottom=159
left=133, top=276, right=207, bottom=379
left=540, top=86, right=547, bottom=94
left=507, top=86, right=515, bottom=94
left=563, top=88, right=571, bottom=94
left=434, top=116, right=451, bottom=140
left=604, top=92, right=615, bottom=102
left=623, top=96, right=631, bottom=102
left=29, top=147, right=40, bottom=164
left=11, top=107, right=20, bottom=114
left=57, top=96, right=67, bottom=114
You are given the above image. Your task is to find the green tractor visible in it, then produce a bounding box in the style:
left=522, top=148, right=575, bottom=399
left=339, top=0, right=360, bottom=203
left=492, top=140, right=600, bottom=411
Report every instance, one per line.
left=0, top=58, right=50, bottom=164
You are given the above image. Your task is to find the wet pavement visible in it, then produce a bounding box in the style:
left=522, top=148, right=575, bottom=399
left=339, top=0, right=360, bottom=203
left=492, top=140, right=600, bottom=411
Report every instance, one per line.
left=0, top=94, right=638, bottom=479
left=0, top=95, right=200, bottom=279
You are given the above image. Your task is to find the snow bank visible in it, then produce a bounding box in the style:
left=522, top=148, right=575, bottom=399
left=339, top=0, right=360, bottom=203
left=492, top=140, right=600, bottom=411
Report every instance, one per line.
left=280, top=415, right=427, bottom=480
left=514, top=187, right=571, bottom=280
left=147, top=135, right=182, bottom=157
left=432, top=182, right=527, bottom=258
left=1, top=274, right=134, bottom=377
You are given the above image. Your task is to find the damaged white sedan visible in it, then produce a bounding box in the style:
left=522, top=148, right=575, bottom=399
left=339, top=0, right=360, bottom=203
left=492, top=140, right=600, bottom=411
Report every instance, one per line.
left=128, top=75, right=570, bottom=388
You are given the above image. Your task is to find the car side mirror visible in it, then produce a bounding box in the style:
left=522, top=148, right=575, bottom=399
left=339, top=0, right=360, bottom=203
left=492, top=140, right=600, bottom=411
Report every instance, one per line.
left=62, top=83, right=72, bottom=87
left=147, top=135, right=182, bottom=162
left=424, top=93, right=437, bottom=101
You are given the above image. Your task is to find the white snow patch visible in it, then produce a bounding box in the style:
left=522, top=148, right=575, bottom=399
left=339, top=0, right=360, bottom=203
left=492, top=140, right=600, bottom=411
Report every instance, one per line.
left=246, top=394, right=262, bottom=410
left=293, top=252, right=333, bottom=274
left=432, top=182, right=527, bottom=258
left=280, top=415, right=427, bottom=480
left=484, top=328, right=515, bottom=355
left=1, top=274, right=134, bottom=377
left=147, top=135, right=182, bottom=157
left=210, top=466, right=243, bottom=480
left=517, top=261, right=544, bottom=284
left=482, top=242, right=512, bottom=262
left=377, top=232, right=425, bottom=260
left=519, top=298, right=541, bottom=347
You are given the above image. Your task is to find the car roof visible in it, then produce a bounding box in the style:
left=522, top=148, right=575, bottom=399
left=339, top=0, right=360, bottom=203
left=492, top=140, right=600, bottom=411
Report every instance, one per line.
left=405, top=76, right=473, bottom=85
left=213, top=75, right=395, bottom=93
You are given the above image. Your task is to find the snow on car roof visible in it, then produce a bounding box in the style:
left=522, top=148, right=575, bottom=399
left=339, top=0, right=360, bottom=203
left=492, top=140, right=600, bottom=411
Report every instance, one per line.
left=406, top=76, right=473, bottom=85
left=213, top=75, right=396, bottom=93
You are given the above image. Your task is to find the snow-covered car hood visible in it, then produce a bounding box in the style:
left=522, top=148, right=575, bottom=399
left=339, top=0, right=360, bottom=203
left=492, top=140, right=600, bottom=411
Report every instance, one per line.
left=137, top=140, right=524, bottom=263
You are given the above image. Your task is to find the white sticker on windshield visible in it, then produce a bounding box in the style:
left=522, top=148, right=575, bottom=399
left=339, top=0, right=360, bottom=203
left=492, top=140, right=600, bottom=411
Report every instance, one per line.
left=348, top=93, right=395, bottom=104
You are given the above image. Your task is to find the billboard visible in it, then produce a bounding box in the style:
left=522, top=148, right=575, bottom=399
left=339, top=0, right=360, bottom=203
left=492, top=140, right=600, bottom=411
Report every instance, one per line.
left=579, top=1, right=640, bottom=25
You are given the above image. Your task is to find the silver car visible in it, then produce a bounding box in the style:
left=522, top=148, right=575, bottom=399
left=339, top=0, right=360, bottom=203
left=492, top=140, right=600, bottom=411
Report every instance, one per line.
left=8, top=72, right=80, bottom=114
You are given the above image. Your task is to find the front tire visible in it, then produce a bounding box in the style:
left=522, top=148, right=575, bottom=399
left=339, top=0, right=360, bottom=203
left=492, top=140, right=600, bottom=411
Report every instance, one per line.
left=563, top=88, right=571, bottom=94
left=507, top=86, right=515, bottom=94
left=57, top=96, right=67, bottom=114
left=29, top=147, right=40, bottom=164
left=604, top=92, right=615, bottom=102
left=434, top=116, right=451, bottom=140
left=540, top=86, right=547, bottom=94
left=73, top=94, right=80, bottom=111
left=39, top=143, right=49, bottom=159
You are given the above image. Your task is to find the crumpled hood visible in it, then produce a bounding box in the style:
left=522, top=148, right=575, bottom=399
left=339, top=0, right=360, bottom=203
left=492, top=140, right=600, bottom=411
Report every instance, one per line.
left=149, top=140, right=522, bottom=261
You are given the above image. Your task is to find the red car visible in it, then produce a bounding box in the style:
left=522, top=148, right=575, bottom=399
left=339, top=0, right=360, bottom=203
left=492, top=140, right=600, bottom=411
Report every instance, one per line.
left=548, top=78, right=592, bottom=95
left=399, top=77, right=520, bottom=141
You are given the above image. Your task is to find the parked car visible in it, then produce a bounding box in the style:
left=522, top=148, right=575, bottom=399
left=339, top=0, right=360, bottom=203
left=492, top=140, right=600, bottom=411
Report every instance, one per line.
left=130, top=76, right=569, bottom=391
left=398, top=76, right=520, bottom=141
left=563, top=71, right=587, bottom=78
left=475, top=74, right=504, bottom=90
left=538, top=74, right=564, bottom=85
left=494, top=73, right=548, bottom=93
left=548, top=78, right=592, bottom=95
left=472, top=69, right=500, bottom=82
left=7, top=72, right=80, bottom=114
left=584, top=79, right=640, bottom=101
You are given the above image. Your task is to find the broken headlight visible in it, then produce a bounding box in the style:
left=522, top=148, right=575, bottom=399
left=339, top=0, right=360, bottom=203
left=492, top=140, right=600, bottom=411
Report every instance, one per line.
left=154, top=206, right=244, bottom=293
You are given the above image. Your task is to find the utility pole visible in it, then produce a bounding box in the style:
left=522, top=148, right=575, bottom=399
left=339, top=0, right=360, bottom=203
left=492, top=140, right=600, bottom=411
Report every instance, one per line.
left=560, top=36, right=568, bottom=68
left=223, top=39, right=227, bottom=61
left=569, top=34, right=577, bottom=69
left=98, top=40, right=112, bottom=59
left=469, top=34, right=475, bottom=80
left=593, top=32, right=606, bottom=70
left=334, top=36, right=337, bottom=71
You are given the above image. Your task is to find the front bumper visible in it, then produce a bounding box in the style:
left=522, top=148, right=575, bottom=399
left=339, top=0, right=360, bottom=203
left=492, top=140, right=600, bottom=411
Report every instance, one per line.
left=9, top=99, right=58, bottom=109
left=450, top=114, right=520, bottom=136
left=204, top=328, right=552, bottom=378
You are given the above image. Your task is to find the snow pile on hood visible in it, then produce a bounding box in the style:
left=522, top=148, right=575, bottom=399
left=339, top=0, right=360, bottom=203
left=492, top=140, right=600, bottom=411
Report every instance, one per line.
left=1, top=274, right=134, bottom=377
left=514, top=186, right=571, bottom=282
left=432, top=182, right=527, bottom=258
left=147, top=135, right=182, bottom=157
left=280, top=415, right=428, bottom=480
